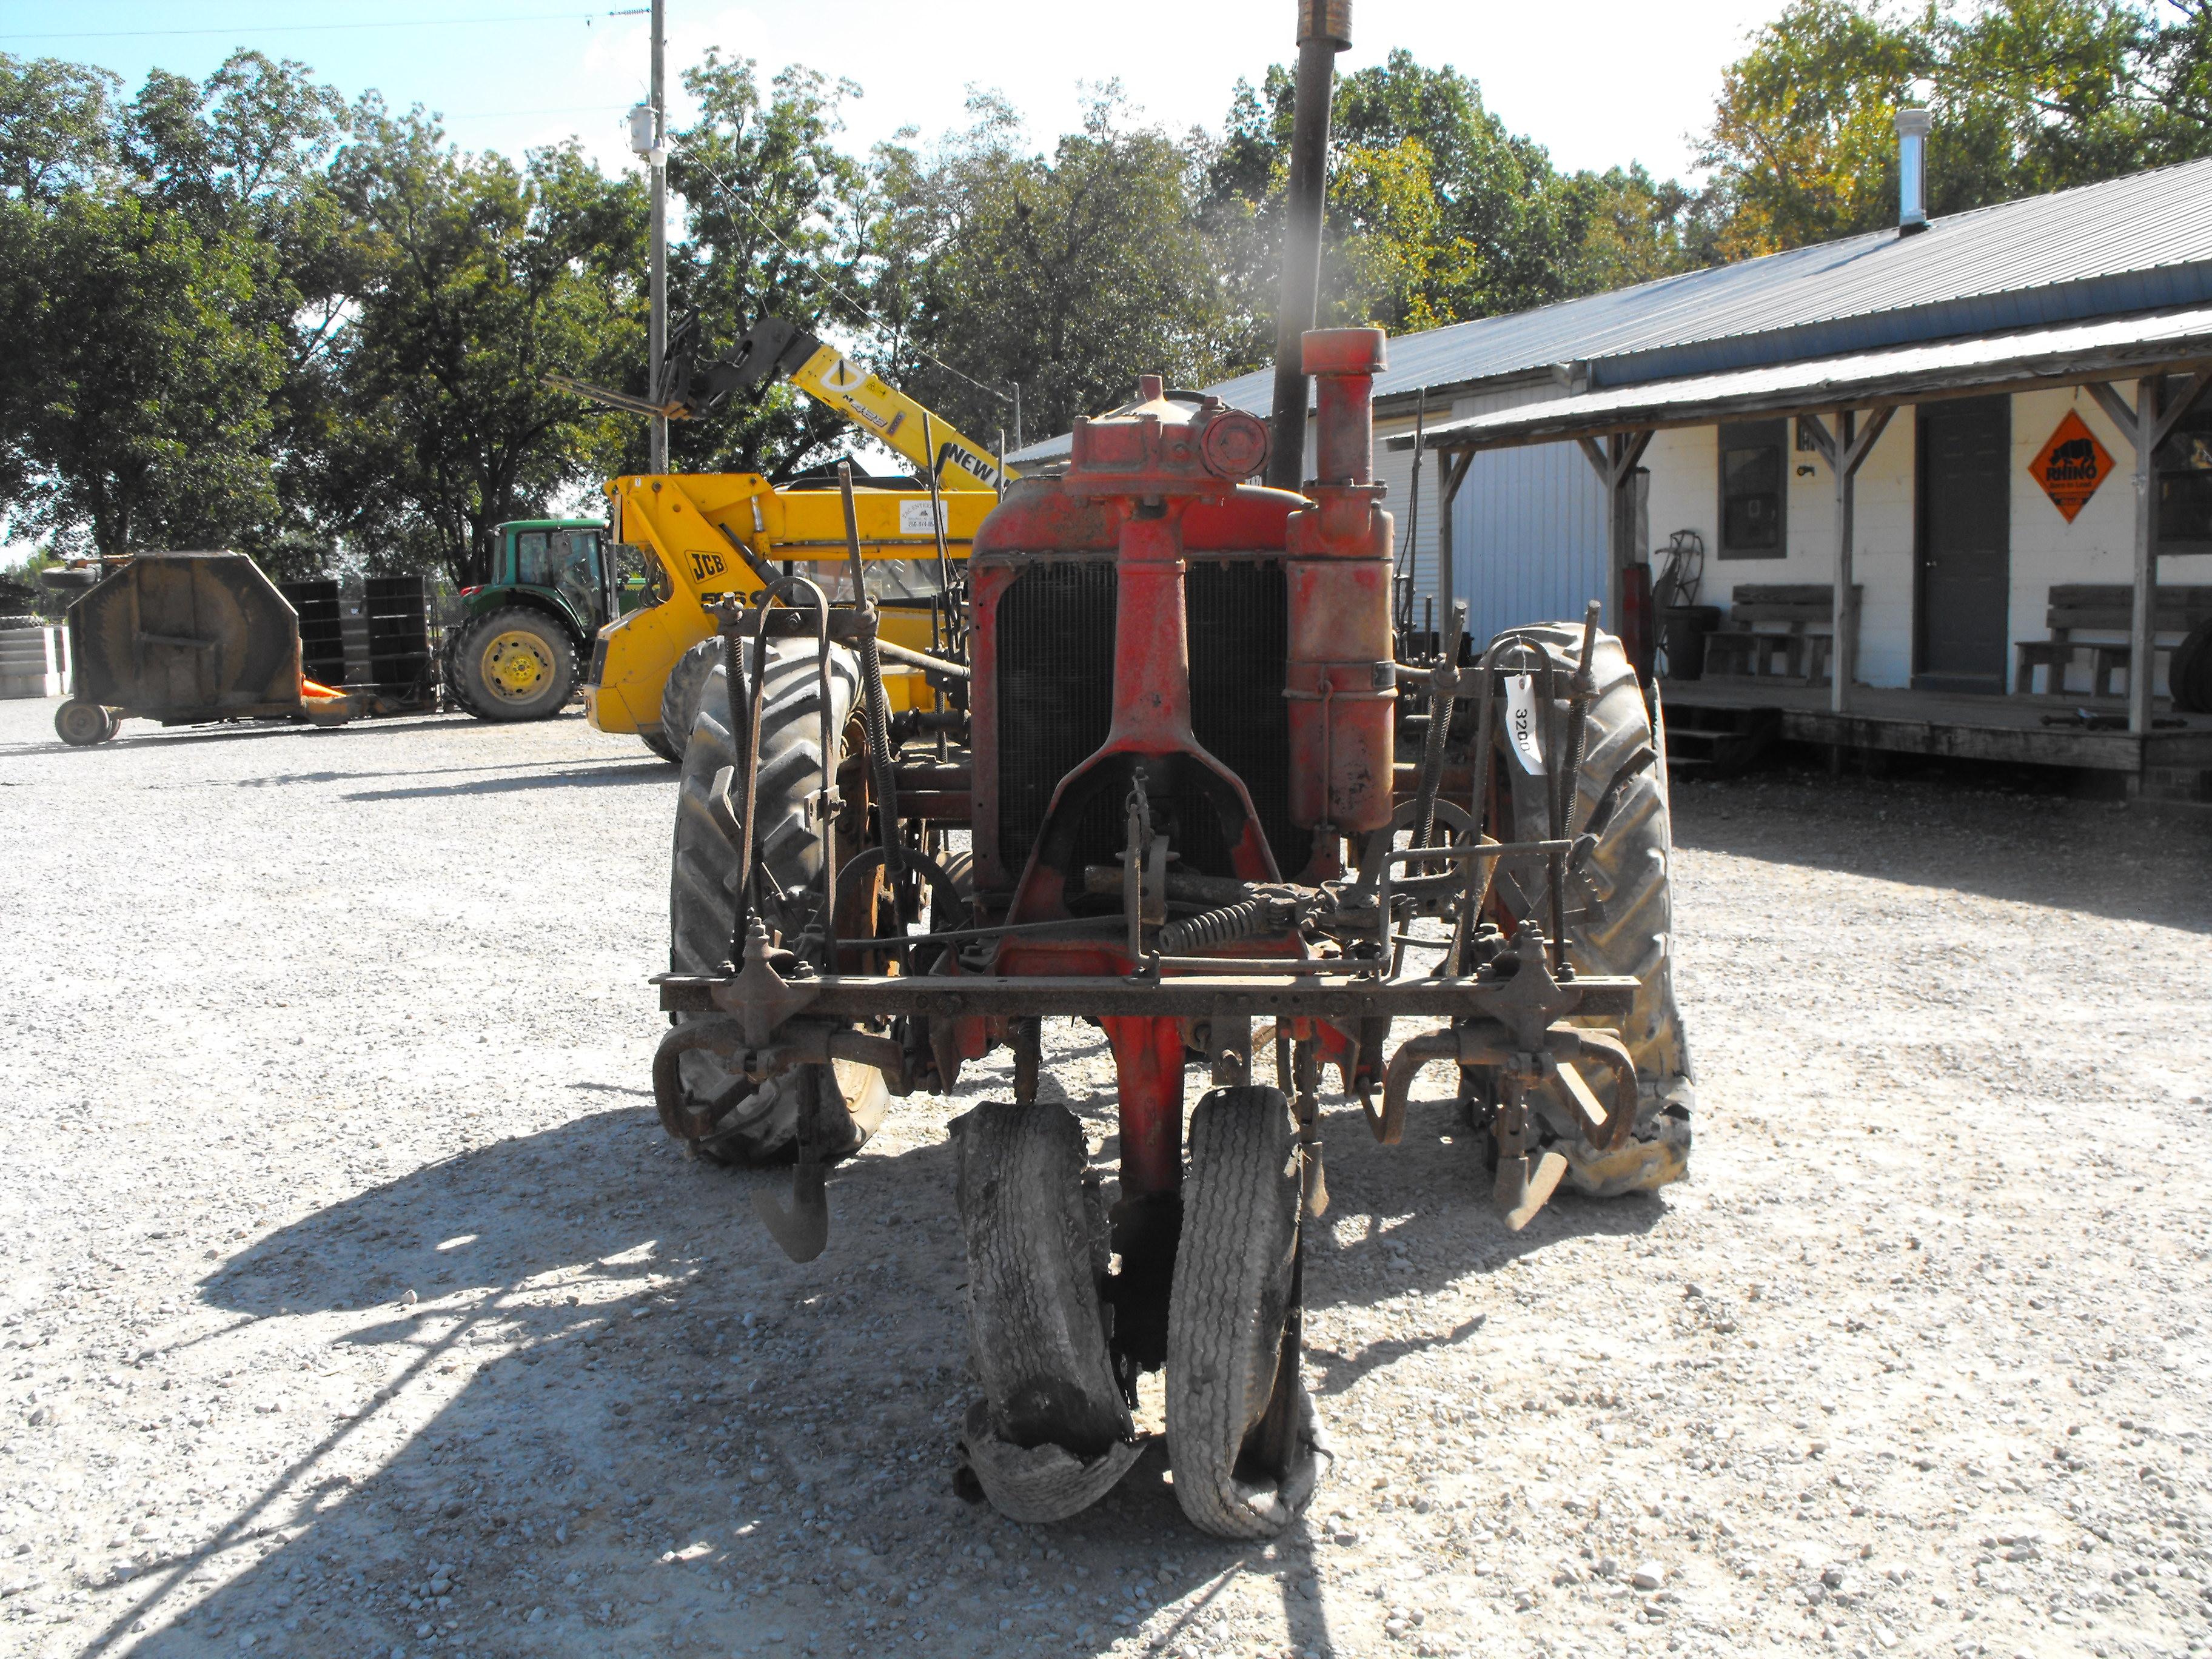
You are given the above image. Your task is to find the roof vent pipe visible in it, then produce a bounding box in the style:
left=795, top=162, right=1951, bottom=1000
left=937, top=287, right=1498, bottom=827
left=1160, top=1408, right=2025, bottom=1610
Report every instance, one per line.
left=1895, top=107, right=1931, bottom=235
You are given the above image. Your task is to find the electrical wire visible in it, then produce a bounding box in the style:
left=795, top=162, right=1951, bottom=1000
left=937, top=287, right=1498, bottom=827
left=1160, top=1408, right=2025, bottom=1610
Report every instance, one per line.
left=1, top=11, right=627, bottom=40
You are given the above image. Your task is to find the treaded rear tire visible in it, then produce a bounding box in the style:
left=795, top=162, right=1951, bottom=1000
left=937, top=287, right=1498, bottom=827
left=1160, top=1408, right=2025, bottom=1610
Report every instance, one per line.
left=443, top=608, right=577, bottom=722
left=1491, top=623, right=1692, bottom=1193
left=1165, top=1085, right=1315, bottom=1539
left=666, top=636, right=882, bottom=1165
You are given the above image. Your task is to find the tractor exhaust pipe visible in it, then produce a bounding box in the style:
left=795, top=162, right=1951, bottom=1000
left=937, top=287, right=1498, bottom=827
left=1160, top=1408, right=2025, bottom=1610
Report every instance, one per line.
left=1265, top=0, right=1352, bottom=491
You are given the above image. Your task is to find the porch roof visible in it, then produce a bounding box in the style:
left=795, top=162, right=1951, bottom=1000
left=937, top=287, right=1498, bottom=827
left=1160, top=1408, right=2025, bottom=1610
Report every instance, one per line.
left=1386, top=302, right=2212, bottom=454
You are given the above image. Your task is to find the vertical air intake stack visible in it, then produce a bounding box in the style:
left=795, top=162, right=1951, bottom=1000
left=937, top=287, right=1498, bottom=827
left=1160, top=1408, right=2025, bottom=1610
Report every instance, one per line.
left=1267, top=0, right=1352, bottom=491
left=1285, top=326, right=1396, bottom=854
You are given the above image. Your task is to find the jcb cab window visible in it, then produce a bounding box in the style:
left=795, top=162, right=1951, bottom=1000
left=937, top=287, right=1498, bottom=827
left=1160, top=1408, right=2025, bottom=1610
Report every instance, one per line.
left=1718, top=420, right=1786, bottom=559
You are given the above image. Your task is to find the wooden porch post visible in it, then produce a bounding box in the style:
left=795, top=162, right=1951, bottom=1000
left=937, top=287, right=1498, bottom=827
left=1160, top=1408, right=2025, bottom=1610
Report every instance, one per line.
left=1575, top=431, right=1653, bottom=635
left=2086, top=369, right=2210, bottom=736
left=1831, top=411, right=1857, bottom=717
left=1436, top=448, right=1473, bottom=649
left=1797, top=407, right=1895, bottom=715
left=2128, top=377, right=2159, bottom=736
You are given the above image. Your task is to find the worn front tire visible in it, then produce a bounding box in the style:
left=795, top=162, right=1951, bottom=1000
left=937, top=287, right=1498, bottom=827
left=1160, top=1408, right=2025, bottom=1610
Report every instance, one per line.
left=951, top=1102, right=1139, bottom=1523
left=1165, top=1085, right=1317, bottom=1538
left=646, top=636, right=722, bottom=766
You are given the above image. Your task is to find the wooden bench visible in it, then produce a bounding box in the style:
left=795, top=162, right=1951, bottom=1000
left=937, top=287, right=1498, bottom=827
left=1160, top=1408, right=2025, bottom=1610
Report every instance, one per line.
left=1701, top=583, right=1860, bottom=685
left=2013, top=584, right=2212, bottom=696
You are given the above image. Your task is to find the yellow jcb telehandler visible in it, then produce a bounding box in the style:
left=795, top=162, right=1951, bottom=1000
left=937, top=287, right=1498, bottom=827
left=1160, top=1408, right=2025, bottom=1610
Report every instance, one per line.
left=552, top=313, right=1002, bottom=760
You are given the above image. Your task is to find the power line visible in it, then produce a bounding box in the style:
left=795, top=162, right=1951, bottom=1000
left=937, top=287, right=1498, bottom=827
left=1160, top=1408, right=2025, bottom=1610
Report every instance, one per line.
left=0, top=10, right=629, bottom=42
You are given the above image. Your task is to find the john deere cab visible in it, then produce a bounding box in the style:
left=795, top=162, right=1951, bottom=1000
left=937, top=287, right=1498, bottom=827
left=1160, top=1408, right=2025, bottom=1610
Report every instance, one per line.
left=443, top=518, right=637, bottom=721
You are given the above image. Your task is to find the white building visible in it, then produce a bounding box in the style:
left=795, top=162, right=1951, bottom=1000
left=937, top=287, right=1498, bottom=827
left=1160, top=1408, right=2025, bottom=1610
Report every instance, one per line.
left=1012, top=142, right=2212, bottom=789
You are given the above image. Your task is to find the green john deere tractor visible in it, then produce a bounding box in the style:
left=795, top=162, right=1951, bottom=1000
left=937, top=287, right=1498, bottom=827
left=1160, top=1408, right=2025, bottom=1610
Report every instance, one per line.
left=443, top=519, right=642, bottom=722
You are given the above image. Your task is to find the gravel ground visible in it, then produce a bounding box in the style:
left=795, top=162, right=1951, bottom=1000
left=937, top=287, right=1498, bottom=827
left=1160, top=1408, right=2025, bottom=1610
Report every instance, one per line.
left=2, top=695, right=2210, bottom=1659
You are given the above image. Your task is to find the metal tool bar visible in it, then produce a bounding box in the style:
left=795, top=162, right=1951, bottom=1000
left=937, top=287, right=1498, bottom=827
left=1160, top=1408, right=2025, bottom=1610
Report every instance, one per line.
left=657, top=971, right=1638, bottom=1020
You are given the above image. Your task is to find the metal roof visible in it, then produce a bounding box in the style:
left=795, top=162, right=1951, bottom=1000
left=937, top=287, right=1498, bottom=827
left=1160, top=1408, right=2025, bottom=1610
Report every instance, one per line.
left=1384, top=303, right=2212, bottom=452
left=1008, top=154, right=2212, bottom=465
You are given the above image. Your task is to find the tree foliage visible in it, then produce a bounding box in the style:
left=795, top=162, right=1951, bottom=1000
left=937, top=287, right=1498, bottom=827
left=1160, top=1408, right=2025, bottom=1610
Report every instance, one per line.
left=871, top=89, right=1231, bottom=445
left=320, top=107, right=644, bottom=586
left=1199, top=50, right=1704, bottom=359
left=0, top=51, right=340, bottom=560
left=1699, top=0, right=2212, bottom=256
left=6, top=11, right=2212, bottom=570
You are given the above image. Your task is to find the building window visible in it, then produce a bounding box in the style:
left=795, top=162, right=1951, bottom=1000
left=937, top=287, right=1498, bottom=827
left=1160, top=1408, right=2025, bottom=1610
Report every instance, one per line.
left=1717, top=420, right=1787, bottom=559
left=2156, top=378, right=2212, bottom=551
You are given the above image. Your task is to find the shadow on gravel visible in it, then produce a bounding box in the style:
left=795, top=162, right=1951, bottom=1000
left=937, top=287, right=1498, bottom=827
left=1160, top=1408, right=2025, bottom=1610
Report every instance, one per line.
left=1669, top=769, right=2212, bottom=935
left=106, top=1104, right=1341, bottom=1658
left=227, top=756, right=671, bottom=790
left=344, top=761, right=674, bottom=801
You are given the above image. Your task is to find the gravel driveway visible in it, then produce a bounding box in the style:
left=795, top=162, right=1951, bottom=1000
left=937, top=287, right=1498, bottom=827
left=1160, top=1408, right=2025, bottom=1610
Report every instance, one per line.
left=1, top=696, right=2208, bottom=1659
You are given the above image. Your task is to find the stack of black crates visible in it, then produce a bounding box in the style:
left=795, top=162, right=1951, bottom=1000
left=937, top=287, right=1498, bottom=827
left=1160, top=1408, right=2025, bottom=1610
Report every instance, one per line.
left=278, top=574, right=434, bottom=710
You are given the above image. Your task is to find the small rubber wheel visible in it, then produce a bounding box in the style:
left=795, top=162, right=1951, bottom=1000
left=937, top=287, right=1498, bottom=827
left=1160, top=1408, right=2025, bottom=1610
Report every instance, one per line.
left=447, top=609, right=576, bottom=722
left=55, top=699, right=110, bottom=747
left=1165, top=1085, right=1318, bottom=1538
left=950, top=1101, right=1138, bottom=1523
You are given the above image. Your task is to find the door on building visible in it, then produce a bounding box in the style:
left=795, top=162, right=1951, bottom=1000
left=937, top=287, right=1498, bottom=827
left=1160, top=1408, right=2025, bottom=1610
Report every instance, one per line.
left=1914, top=395, right=2011, bottom=692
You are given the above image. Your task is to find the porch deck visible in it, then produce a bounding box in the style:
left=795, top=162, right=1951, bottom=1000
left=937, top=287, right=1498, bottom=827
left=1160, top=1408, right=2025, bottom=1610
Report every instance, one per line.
left=1660, top=679, right=2212, bottom=774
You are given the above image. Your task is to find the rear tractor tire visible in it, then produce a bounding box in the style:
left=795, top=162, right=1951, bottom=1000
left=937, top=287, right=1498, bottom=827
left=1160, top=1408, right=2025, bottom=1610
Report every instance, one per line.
left=951, top=1102, right=1141, bottom=1522
left=664, top=636, right=883, bottom=1166
left=1165, top=1085, right=1319, bottom=1538
left=443, top=608, right=577, bottom=722
left=1489, top=622, right=1693, bottom=1196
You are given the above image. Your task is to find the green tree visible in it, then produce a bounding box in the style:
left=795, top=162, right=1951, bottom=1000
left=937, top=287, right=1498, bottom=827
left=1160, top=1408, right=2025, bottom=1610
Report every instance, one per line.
left=870, top=88, right=1225, bottom=444
left=1201, top=50, right=1702, bottom=359
left=320, top=106, right=644, bottom=586
left=0, top=51, right=338, bottom=560
left=659, top=56, right=883, bottom=480
left=1697, top=0, right=2212, bottom=258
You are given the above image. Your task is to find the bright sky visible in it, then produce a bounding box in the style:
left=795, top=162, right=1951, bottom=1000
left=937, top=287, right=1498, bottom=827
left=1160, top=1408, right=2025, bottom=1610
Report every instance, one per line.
left=0, top=0, right=1780, bottom=183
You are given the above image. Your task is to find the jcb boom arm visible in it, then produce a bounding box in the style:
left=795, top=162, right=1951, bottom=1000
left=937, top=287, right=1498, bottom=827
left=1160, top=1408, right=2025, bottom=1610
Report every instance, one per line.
left=551, top=312, right=1004, bottom=493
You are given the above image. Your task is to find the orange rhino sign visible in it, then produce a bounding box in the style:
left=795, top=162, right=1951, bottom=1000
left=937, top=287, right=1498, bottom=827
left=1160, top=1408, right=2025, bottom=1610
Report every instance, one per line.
left=2030, top=409, right=2114, bottom=523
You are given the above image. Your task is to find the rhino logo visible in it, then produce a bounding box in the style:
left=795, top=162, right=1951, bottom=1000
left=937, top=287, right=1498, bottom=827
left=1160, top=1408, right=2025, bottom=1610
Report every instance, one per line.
left=2045, top=435, right=2101, bottom=483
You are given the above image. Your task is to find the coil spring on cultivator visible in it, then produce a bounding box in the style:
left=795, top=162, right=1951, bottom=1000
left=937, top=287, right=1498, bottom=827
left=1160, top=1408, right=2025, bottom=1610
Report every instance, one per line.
left=1156, top=896, right=1273, bottom=956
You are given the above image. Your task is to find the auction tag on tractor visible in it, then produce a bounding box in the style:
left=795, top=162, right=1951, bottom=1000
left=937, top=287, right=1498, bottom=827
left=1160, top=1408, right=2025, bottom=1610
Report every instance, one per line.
left=1504, top=674, right=1547, bottom=774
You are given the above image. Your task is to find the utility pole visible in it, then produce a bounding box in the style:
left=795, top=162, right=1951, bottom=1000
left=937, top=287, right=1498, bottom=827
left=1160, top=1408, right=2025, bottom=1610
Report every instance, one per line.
left=648, top=0, right=668, bottom=474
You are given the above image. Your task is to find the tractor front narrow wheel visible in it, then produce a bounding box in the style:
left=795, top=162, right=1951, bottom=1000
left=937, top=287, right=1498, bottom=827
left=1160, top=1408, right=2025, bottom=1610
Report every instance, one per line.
left=444, top=609, right=577, bottom=722
left=1165, top=1085, right=1318, bottom=1539
left=950, top=1102, right=1141, bottom=1523
left=665, top=637, right=882, bottom=1165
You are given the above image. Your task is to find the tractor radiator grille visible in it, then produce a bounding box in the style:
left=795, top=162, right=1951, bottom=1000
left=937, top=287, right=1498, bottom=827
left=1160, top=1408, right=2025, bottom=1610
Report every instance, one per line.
left=993, top=559, right=1295, bottom=882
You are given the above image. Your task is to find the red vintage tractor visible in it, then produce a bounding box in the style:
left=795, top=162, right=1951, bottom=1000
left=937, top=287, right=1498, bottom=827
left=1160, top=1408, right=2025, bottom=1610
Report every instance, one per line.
left=648, top=324, right=1691, bottom=1537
